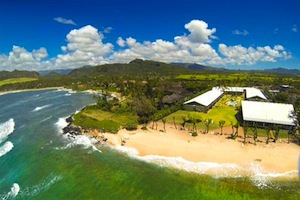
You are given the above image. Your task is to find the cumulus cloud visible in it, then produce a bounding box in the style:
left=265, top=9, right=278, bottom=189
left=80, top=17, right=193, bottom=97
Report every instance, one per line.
left=232, top=29, right=249, bottom=36
left=0, top=46, right=51, bottom=70
left=54, top=17, right=76, bottom=25
left=55, top=25, right=113, bottom=68
left=0, top=20, right=293, bottom=71
left=111, top=20, right=220, bottom=64
left=218, top=44, right=291, bottom=65
left=291, top=24, right=298, bottom=32
left=184, top=20, right=217, bottom=43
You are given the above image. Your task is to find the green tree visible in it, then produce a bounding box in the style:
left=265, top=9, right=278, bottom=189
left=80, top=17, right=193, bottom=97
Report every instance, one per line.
left=133, top=96, right=157, bottom=127
left=243, top=122, right=248, bottom=144
left=187, top=113, right=202, bottom=133
left=252, top=123, right=258, bottom=145
left=273, top=125, right=280, bottom=143
left=265, top=127, right=271, bottom=144
left=219, top=120, right=226, bottom=135
left=181, top=116, right=187, bottom=130
left=204, top=118, right=213, bottom=134
left=173, top=116, right=177, bottom=129
left=162, top=118, right=166, bottom=132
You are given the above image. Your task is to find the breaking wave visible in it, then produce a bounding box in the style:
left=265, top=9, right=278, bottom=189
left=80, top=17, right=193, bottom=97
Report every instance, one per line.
left=0, top=119, right=15, bottom=143
left=113, top=145, right=299, bottom=189
left=32, top=104, right=51, bottom=112
left=55, top=117, right=69, bottom=134
left=0, top=141, right=14, bottom=157
left=55, top=118, right=101, bottom=153
left=58, top=133, right=101, bottom=153
left=19, top=174, right=62, bottom=198
left=0, top=183, right=20, bottom=200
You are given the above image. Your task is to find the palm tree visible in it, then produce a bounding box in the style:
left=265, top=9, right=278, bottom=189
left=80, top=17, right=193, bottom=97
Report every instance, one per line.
left=219, top=120, right=226, bottom=135
left=173, top=116, right=177, bottom=129
left=243, top=122, right=248, bottom=144
left=187, top=113, right=202, bottom=133
left=273, top=125, right=280, bottom=143
left=230, top=121, right=239, bottom=139
left=266, top=127, right=271, bottom=144
left=234, top=122, right=239, bottom=139
left=252, top=123, right=258, bottom=145
left=204, top=118, right=213, bottom=134
left=181, top=116, right=187, bottom=130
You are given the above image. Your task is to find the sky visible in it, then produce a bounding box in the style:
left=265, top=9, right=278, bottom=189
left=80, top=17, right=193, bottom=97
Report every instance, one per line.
left=0, top=0, right=299, bottom=71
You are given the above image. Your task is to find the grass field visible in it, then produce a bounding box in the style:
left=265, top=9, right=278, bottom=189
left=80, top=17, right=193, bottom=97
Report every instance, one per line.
left=0, top=77, right=38, bottom=87
left=73, top=106, right=138, bottom=133
left=165, top=94, right=241, bottom=131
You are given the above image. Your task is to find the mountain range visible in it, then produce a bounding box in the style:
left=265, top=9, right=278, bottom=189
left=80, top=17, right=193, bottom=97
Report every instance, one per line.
left=1, top=60, right=300, bottom=80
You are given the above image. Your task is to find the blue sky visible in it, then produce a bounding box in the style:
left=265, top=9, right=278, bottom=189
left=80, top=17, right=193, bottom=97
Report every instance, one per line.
left=0, top=0, right=299, bottom=71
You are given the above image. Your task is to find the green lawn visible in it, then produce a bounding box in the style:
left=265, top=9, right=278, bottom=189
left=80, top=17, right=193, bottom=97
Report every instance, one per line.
left=0, top=77, right=38, bottom=87
left=73, top=106, right=138, bottom=133
left=166, top=106, right=239, bottom=131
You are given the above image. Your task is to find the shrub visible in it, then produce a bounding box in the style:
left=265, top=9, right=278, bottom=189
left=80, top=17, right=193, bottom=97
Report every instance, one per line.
left=98, top=119, right=120, bottom=134
left=124, top=121, right=138, bottom=131
left=191, top=132, right=198, bottom=137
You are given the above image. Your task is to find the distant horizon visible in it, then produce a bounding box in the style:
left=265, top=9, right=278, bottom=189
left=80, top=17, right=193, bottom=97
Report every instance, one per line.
left=0, top=0, right=299, bottom=71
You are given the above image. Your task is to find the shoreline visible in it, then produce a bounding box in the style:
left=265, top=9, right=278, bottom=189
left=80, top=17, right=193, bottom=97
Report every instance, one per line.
left=0, top=87, right=66, bottom=96
left=82, top=122, right=300, bottom=179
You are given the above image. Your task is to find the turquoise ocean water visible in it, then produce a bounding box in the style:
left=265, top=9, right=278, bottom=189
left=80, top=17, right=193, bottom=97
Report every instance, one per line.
left=0, top=89, right=299, bottom=199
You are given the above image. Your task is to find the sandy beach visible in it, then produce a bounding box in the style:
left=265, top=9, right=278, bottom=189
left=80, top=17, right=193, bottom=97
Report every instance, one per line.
left=87, top=122, right=300, bottom=178
left=0, top=87, right=66, bottom=96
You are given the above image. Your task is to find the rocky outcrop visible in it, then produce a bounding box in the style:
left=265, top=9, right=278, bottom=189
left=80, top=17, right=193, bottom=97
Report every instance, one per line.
left=62, top=115, right=82, bottom=136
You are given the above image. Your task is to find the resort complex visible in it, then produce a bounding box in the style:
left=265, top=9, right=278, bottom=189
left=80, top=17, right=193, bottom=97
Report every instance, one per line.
left=183, top=87, right=297, bottom=129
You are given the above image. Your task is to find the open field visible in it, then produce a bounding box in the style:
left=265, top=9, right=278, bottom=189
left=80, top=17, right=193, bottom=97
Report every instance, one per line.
left=0, top=77, right=38, bottom=87
left=177, top=73, right=300, bottom=83
left=73, top=105, right=138, bottom=133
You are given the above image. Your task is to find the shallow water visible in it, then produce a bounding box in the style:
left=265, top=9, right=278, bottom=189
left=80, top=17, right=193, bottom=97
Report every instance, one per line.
left=0, top=89, right=299, bottom=199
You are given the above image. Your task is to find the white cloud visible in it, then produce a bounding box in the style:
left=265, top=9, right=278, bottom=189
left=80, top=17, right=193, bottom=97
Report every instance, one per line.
left=54, top=17, right=76, bottom=25
left=184, top=20, right=217, bottom=43
left=103, top=27, right=113, bottom=34
left=218, top=44, right=291, bottom=65
left=291, top=24, right=298, bottom=32
left=0, top=20, right=293, bottom=71
left=0, top=46, right=52, bottom=70
left=55, top=25, right=113, bottom=68
left=117, top=37, right=126, bottom=47
left=232, top=29, right=249, bottom=36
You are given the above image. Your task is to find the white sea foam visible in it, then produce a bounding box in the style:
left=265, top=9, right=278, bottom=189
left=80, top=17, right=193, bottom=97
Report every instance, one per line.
left=55, top=118, right=69, bottom=134
left=20, top=174, right=62, bottom=197
left=114, top=146, right=243, bottom=177
left=58, top=133, right=101, bottom=153
left=32, top=104, right=51, bottom=112
left=0, top=141, right=14, bottom=157
left=0, top=183, right=20, bottom=200
left=0, top=118, right=15, bottom=143
left=113, top=145, right=299, bottom=188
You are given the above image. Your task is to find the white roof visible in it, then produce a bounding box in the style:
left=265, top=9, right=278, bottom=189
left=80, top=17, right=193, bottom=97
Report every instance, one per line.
left=245, top=88, right=267, bottom=100
left=218, top=87, right=267, bottom=100
left=223, top=87, right=245, bottom=93
left=242, top=101, right=297, bottom=126
left=184, top=88, right=224, bottom=107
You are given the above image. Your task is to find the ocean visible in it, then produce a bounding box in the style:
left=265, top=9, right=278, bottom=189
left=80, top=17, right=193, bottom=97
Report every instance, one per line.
left=0, top=89, right=299, bottom=199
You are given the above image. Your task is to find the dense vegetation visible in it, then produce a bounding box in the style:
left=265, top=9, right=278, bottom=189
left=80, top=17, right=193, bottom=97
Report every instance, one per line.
left=1, top=59, right=300, bottom=143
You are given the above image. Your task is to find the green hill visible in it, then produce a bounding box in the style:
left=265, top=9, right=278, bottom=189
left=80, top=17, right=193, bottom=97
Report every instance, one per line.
left=68, top=59, right=193, bottom=77
left=0, top=70, right=40, bottom=81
